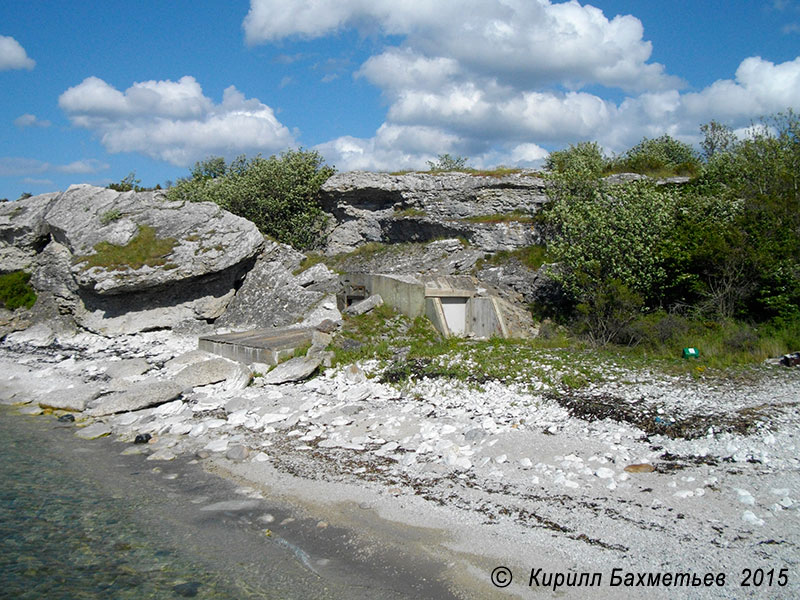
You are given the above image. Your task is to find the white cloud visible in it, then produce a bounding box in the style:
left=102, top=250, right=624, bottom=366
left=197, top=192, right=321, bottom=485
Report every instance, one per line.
left=246, top=0, right=679, bottom=92
left=0, top=35, right=35, bottom=70
left=243, top=1, right=800, bottom=171
left=14, top=113, right=51, bottom=128
left=0, top=157, right=109, bottom=177
left=59, top=76, right=295, bottom=166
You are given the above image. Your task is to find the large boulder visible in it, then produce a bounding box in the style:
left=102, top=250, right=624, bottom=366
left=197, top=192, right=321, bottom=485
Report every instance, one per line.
left=0, top=192, right=59, bottom=272
left=1, top=185, right=265, bottom=334
left=217, top=240, right=339, bottom=330
left=46, top=185, right=263, bottom=295
left=319, top=171, right=547, bottom=254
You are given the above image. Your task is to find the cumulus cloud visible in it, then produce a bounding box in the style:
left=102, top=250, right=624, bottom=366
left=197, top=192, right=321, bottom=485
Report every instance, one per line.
left=59, top=76, right=294, bottom=166
left=317, top=54, right=800, bottom=171
left=245, top=0, right=679, bottom=92
left=241, top=1, right=800, bottom=171
left=14, top=113, right=51, bottom=128
left=0, top=35, right=35, bottom=70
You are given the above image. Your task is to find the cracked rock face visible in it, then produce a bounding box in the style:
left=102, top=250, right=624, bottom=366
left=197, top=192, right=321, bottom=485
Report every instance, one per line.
left=45, top=184, right=264, bottom=295
left=2, top=185, right=265, bottom=334
left=319, top=171, right=548, bottom=254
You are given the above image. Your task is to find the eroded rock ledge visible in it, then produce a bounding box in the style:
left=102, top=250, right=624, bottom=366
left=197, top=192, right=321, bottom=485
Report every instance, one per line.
left=319, top=171, right=548, bottom=254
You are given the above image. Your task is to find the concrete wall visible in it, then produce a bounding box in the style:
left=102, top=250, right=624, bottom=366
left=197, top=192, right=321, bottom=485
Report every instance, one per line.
left=369, top=274, right=426, bottom=318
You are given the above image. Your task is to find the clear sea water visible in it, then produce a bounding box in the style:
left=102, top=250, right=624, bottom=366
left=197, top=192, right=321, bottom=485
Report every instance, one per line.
left=0, top=408, right=456, bottom=600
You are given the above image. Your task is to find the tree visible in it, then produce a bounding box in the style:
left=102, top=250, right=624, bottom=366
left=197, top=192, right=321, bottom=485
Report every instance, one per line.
left=614, top=134, right=701, bottom=177
left=700, top=120, right=737, bottom=160
left=167, top=149, right=335, bottom=250
left=544, top=141, right=607, bottom=179
left=427, top=153, right=469, bottom=171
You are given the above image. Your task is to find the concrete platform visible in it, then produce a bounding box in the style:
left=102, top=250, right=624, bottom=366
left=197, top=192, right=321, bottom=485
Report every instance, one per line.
left=198, top=327, right=313, bottom=365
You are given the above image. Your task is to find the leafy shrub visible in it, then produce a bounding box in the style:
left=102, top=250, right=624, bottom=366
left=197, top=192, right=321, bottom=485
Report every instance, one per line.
left=0, top=271, right=37, bottom=310
left=611, top=134, right=701, bottom=177
left=107, top=172, right=161, bottom=193
left=545, top=141, right=607, bottom=179
left=99, top=209, right=122, bottom=225
left=167, top=150, right=334, bottom=250
left=427, top=153, right=469, bottom=171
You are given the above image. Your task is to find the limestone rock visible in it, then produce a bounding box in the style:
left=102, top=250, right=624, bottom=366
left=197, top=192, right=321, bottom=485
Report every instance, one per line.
left=263, top=356, right=322, bottom=384
left=39, top=385, right=103, bottom=412
left=45, top=184, right=263, bottom=295
left=218, top=241, right=339, bottom=329
left=173, top=358, right=252, bottom=390
left=320, top=171, right=547, bottom=254
left=0, top=192, right=59, bottom=272
left=87, top=380, right=183, bottom=416
left=75, top=422, right=112, bottom=440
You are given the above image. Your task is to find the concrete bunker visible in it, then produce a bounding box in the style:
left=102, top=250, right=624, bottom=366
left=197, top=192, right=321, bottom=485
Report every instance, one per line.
left=339, top=273, right=532, bottom=339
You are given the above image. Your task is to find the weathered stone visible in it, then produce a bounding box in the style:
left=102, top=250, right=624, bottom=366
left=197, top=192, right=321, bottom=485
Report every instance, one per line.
left=0, top=192, right=59, bottom=271
left=45, top=184, right=263, bottom=295
left=226, top=445, right=250, bottom=461
left=87, top=380, right=183, bottom=416
left=39, top=385, right=102, bottom=412
left=263, top=356, right=322, bottom=384
left=101, top=358, right=151, bottom=380
left=1, top=186, right=266, bottom=335
left=320, top=171, right=547, bottom=254
left=173, top=358, right=252, bottom=390
left=75, top=422, right=112, bottom=439
left=217, top=241, right=339, bottom=330
left=5, top=323, right=55, bottom=347
left=344, top=294, right=383, bottom=316
left=147, top=449, right=177, bottom=461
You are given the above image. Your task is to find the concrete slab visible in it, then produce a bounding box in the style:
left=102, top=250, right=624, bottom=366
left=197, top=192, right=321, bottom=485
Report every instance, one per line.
left=199, top=327, right=313, bottom=365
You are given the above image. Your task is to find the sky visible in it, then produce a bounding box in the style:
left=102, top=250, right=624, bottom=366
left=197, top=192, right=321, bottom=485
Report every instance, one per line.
left=1, top=0, right=800, bottom=200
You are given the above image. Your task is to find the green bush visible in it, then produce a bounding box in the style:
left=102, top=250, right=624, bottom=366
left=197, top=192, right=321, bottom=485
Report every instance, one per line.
left=427, top=153, right=469, bottom=171
left=545, top=141, right=607, bottom=179
left=0, top=271, right=37, bottom=310
left=611, top=134, right=701, bottom=177
left=167, top=149, right=334, bottom=250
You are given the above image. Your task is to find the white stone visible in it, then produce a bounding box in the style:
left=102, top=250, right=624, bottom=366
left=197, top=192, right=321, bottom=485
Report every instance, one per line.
left=595, top=467, right=615, bottom=479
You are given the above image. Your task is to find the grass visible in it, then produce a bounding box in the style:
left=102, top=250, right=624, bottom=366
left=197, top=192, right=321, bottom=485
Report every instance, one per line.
left=0, top=271, right=37, bottom=310
left=388, top=167, right=543, bottom=178
left=461, top=211, right=535, bottom=224
left=394, top=207, right=427, bottom=218
left=475, top=245, right=552, bottom=273
left=74, top=225, right=177, bottom=271
left=328, top=300, right=798, bottom=393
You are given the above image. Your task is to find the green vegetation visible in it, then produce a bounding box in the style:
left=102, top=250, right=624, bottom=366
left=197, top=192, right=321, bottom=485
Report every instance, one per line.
left=394, top=207, right=427, bottom=218
left=107, top=172, right=161, bottom=192
left=74, top=225, right=177, bottom=271
left=0, top=271, right=37, bottom=310
left=461, top=211, right=534, bottom=224
left=538, top=109, right=800, bottom=357
left=99, top=209, right=122, bottom=225
left=476, top=245, right=552, bottom=272
left=427, top=153, right=470, bottom=171
left=167, top=150, right=334, bottom=250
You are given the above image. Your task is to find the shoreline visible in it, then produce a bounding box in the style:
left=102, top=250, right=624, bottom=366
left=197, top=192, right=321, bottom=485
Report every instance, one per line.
left=2, top=329, right=800, bottom=599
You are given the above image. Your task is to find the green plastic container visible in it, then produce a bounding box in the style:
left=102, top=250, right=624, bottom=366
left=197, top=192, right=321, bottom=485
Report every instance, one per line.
left=682, top=347, right=699, bottom=359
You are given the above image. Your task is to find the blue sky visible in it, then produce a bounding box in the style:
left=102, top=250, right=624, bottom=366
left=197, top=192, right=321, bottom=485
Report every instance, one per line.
left=2, top=0, right=799, bottom=200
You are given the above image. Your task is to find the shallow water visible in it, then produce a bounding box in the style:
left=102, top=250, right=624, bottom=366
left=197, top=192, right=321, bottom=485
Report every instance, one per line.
left=0, top=411, right=255, bottom=599
left=0, top=408, right=457, bottom=600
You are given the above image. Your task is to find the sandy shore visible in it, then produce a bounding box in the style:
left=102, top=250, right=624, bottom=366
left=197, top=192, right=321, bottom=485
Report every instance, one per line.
left=2, top=328, right=799, bottom=599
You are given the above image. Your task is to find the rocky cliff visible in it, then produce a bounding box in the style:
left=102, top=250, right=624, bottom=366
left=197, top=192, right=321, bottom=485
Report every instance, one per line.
left=0, top=185, right=338, bottom=336
left=319, top=171, right=547, bottom=255
left=2, top=173, right=554, bottom=338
